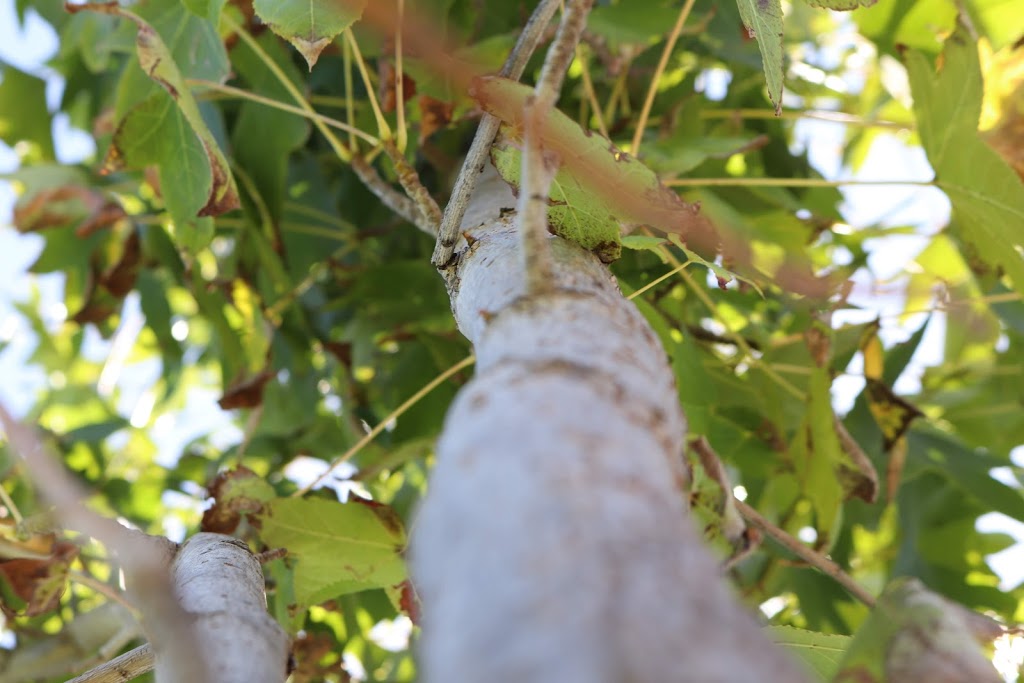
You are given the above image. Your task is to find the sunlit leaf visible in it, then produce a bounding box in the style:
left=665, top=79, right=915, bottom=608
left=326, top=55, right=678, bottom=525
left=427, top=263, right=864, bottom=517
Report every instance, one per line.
left=768, top=626, right=850, bottom=681
left=257, top=497, right=407, bottom=608
left=906, top=26, right=1024, bottom=300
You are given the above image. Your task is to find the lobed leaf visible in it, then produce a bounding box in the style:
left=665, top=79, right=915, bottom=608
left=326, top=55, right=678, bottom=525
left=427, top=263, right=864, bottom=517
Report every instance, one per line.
left=257, top=497, right=407, bottom=608
left=906, top=27, right=1024, bottom=301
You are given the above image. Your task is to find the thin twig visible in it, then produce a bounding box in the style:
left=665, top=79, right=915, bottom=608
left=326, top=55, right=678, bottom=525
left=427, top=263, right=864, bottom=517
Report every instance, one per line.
left=293, top=355, right=475, bottom=497
left=0, top=480, right=23, bottom=523
left=350, top=155, right=434, bottom=235
left=575, top=44, right=609, bottom=138
left=630, top=0, right=697, bottom=154
left=383, top=139, right=443, bottom=234
left=520, top=0, right=594, bottom=295
left=66, top=644, right=154, bottom=683
left=348, top=28, right=439, bottom=233
left=431, top=0, right=561, bottom=267
left=187, top=79, right=379, bottom=146
left=734, top=499, right=876, bottom=607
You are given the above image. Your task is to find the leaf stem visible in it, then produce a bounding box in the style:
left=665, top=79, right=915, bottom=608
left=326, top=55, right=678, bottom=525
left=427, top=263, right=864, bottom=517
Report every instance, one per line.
left=344, top=37, right=357, bottom=152
left=350, top=154, right=434, bottom=235
left=665, top=177, right=935, bottom=187
left=345, top=29, right=393, bottom=142
left=395, top=0, right=408, bottom=154
left=431, top=0, right=561, bottom=267
left=223, top=15, right=354, bottom=163
left=702, top=108, right=911, bottom=129
left=188, top=80, right=379, bottom=146
left=630, top=0, right=697, bottom=154
left=0, top=482, right=22, bottom=523
left=625, top=262, right=692, bottom=301
left=735, top=498, right=876, bottom=607
left=293, top=355, right=475, bottom=497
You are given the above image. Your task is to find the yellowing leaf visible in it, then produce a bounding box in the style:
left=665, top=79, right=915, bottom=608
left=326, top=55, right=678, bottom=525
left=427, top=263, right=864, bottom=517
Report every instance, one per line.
left=859, top=323, right=885, bottom=381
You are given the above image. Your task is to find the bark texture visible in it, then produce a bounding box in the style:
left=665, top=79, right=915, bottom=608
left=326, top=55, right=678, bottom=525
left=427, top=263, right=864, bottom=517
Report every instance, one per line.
left=412, top=218, right=810, bottom=682
left=155, top=533, right=289, bottom=683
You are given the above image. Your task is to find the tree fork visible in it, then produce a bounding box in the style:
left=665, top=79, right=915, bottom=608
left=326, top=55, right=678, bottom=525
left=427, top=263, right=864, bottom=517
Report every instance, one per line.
left=411, top=218, right=810, bottom=682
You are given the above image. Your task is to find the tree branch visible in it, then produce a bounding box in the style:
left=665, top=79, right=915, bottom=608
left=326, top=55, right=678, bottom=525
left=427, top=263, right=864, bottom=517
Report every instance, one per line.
left=431, top=0, right=561, bottom=267
left=66, top=644, right=153, bottom=683
left=350, top=155, right=434, bottom=235
left=519, top=0, right=594, bottom=295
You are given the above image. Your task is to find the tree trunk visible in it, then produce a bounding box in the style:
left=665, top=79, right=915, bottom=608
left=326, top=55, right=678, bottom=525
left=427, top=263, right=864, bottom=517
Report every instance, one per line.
left=411, top=212, right=810, bottom=682
left=156, top=533, right=289, bottom=683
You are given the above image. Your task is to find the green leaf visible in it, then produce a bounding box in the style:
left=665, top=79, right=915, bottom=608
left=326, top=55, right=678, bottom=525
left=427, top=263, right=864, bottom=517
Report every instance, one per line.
left=257, top=497, right=407, bottom=608
left=491, top=130, right=622, bottom=263
left=767, top=626, right=849, bottom=682
left=111, top=93, right=216, bottom=251
left=791, top=367, right=844, bottom=544
left=473, top=77, right=714, bottom=254
left=75, top=3, right=239, bottom=227
left=735, top=0, right=784, bottom=115
left=906, top=27, right=1024, bottom=300
left=253, top=0, right=367, bottom=70
left=0, top=62, right=54, bottom=159
left=834, top=577, right=1001, bottom=683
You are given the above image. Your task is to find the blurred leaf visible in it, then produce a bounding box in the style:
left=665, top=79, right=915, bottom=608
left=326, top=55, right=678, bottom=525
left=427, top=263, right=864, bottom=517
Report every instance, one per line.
left=0, top=61, right=54, bottom=159
left=75, top=3, right=239, bottom=234
left=906, top=27, right=1024, bottom=300
left=834, top=577, right=1001, bottom=683
left=768, top=626, right=849, bottom=681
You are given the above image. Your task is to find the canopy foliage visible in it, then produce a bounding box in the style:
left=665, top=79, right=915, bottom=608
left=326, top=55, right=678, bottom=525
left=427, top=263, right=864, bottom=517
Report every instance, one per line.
left=1, top=0, right=1024, bottom=680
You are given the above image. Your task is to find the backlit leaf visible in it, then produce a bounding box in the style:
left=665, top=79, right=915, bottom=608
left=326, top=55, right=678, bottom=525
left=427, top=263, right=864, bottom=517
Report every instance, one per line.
left=736, top=0, right=784, bottom=115
left=257, top=497, right=406, bottom=608
left=768, top=626, right=850, bottom=681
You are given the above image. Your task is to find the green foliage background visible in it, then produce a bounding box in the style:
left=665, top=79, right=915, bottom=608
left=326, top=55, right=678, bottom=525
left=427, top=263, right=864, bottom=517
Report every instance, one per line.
left=1, top=0, right=1024, bottom=680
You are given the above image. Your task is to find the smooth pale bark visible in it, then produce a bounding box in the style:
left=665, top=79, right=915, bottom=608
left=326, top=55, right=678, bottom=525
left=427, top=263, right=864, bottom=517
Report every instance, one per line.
left=155, top=533, right=289, bottom=683
left=412, top=214, right=810, bottom=682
